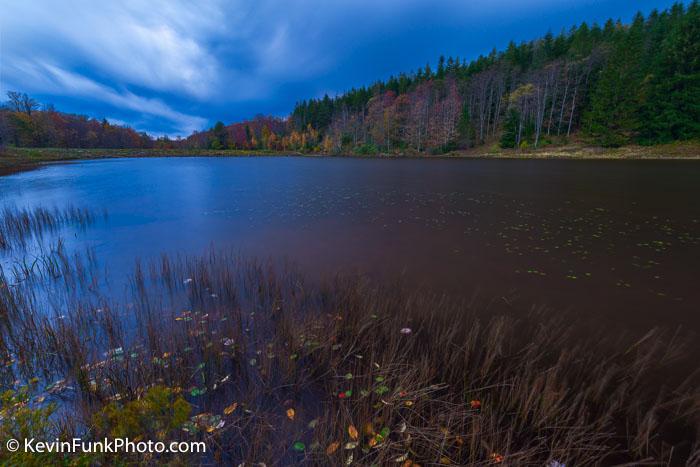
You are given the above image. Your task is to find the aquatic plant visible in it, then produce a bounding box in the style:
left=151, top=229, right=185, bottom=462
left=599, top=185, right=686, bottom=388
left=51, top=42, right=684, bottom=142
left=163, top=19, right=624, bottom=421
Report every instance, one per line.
left=0, top=249, right=698, bottom=465
left=0, top=205, right=99, bottom=252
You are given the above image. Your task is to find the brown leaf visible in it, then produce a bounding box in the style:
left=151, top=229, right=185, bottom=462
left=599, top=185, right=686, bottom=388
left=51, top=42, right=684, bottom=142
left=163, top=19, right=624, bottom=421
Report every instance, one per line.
left=348, top=424, right=359, bottom=440
left=223, top=402, right=238, bottom=415
left=326, top=441, right=340, bottom=455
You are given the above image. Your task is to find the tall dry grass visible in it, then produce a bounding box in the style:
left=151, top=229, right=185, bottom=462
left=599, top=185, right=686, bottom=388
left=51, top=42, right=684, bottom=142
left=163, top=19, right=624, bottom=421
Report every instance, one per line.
left=0, top=248, right=698, bottom=465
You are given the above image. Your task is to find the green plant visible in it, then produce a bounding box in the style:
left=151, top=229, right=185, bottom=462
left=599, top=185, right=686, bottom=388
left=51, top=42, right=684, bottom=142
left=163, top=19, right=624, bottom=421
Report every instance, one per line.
left=0, top=383, right=61, bottom=465
left=93, top=385, right=191, bottom=440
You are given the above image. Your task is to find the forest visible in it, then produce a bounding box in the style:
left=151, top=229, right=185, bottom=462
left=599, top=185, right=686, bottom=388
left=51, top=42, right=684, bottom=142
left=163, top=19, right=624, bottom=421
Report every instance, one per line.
left=1, top=1, right=698, bottom=154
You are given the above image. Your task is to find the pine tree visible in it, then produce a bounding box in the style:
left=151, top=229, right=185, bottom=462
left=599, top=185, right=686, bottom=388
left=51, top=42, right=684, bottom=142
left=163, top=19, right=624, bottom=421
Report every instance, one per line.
left=640, top=1, right=700, bottom=142
left=584, top=13, right=646, bottom=146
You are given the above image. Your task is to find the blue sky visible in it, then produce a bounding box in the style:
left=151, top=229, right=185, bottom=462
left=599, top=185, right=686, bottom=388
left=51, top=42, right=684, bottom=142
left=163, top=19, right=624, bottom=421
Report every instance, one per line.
left=0, top=0, right=682, bottom=137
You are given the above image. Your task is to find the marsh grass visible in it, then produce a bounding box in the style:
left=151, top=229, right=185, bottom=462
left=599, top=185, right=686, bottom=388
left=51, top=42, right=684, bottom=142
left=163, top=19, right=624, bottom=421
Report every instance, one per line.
left=0, top=205, right=98, bottom=252
left=0, top=248, right=698, bottom=465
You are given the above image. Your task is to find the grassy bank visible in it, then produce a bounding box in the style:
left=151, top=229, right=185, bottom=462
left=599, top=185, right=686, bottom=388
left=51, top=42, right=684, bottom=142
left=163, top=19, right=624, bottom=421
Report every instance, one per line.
left=0, top=147, right=303, bottom=175
left=0, top=208, right=698, bottom=465
left=2, top=141, right=700, bottom=175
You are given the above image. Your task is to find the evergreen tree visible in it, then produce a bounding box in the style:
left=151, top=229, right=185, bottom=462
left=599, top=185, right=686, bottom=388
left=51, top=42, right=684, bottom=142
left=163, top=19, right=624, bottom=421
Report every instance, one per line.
left=585, top=12, right=646, bottom=146
left=500, top=109, right=520, bottom=148
left=640, top=1, right=700, bottom=143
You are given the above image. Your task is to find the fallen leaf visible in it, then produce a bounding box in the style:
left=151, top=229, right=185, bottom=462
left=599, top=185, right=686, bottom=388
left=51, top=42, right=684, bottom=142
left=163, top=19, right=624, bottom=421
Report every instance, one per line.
left=470, top=400, right=481, bottom=410
left=326, top=441, right=340, bottom=455
left=348, top=424, right=359, bottom=440
left=287, top=408, right=296, bottom=421
left=223, top=402, right=238, bottom=415
left=292, top=441, right=305, bottom=452
left=344, top=441, right=358, bottom=450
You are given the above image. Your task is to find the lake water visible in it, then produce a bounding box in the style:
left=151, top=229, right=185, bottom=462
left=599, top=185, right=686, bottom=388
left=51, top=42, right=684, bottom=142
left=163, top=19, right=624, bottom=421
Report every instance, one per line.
left=1, top=156, right=699, bottom=333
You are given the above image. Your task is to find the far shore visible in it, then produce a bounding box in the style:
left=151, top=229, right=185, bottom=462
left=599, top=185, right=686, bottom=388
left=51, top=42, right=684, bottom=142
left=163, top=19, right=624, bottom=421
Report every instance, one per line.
left=2, top=141, right=700, bottom=175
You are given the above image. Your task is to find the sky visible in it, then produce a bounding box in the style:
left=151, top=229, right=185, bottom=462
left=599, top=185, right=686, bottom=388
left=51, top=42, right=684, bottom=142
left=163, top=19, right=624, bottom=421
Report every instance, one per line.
left=0, top=0, right=683, bottom=137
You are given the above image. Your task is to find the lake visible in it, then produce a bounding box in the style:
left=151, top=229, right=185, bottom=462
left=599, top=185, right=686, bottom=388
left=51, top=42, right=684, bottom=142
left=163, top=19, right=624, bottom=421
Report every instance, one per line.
left=1, top=156, right=699, bottom=332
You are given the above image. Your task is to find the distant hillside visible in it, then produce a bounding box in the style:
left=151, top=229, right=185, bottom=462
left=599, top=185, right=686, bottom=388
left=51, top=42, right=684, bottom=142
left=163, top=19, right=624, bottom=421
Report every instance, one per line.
left=291, top=1, right=699, bottom=153
left=1, top=2, right=698, bottom=154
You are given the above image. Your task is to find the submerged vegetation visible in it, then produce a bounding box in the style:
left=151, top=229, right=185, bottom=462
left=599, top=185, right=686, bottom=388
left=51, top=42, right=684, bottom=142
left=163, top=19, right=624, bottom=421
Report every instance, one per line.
left=0, top=234, right=698, bottom=464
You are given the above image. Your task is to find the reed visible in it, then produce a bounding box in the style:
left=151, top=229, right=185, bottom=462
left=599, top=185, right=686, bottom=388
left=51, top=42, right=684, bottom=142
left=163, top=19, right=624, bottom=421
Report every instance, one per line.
left=0, top=205, right=98, bottom=252
left=0, top=248, right=698, bottom=465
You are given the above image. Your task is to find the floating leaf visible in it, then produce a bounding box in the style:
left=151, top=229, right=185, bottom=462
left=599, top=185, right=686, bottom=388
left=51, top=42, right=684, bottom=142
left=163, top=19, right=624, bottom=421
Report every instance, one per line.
left=375, top=385, right=390, bottom=395
left=326, top=441, right=340, bottom=455
left=292, top=441, right=305, bottom=452
left=287, top=408, right=296, bottom=421
left=348, top=424, right=358, bottom=440
left=223, top=402, right=238, bottom=415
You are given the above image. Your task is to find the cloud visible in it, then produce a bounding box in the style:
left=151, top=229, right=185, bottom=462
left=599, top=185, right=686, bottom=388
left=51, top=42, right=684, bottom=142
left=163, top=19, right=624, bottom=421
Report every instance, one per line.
left=5, top=60, right=206, bottom=135
left=1, top=0, right=222, bottom=99
left=0, top=0, right=670, bottom=135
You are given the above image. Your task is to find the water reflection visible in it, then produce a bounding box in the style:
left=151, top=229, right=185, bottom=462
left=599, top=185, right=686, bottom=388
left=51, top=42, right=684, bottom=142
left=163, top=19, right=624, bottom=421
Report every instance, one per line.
left=1, top=157, right=699, bottom=332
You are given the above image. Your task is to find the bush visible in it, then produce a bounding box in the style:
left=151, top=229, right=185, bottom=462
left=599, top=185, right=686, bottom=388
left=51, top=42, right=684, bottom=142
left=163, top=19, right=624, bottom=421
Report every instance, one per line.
left=353, top=143, right=378, bottom=155
left=93, top=385, right=191, bottom=440
left=0, top=383, right=60, bottom=465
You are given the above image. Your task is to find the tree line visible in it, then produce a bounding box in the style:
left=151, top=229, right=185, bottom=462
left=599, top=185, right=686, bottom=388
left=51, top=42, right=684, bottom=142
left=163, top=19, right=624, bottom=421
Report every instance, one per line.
left=1, top=2, right=698, bottom=153
left=292, top=1, right=699, bottom=152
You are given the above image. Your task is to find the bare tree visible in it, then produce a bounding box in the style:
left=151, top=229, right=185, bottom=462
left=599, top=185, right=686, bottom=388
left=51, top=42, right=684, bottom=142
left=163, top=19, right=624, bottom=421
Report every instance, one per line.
left=6, top=91, right=39, bottom=115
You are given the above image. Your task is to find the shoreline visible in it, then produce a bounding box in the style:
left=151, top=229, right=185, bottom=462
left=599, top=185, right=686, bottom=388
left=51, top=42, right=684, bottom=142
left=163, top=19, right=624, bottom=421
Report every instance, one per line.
left=2, top=142, right=700, bottom=175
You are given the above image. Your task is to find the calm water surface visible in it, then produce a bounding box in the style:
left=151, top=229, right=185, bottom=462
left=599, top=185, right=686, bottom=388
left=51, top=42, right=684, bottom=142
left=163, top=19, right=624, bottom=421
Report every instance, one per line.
left=1, top=156, right=699, bottom=331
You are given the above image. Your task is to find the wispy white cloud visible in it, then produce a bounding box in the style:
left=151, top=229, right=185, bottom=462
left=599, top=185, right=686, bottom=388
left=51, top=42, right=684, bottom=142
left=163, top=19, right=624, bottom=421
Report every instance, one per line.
left=5, top=59, right=206, bottom=135
left=1, top=0, right=222, bottom=99
left=0, top=0, right=663, bottom=135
